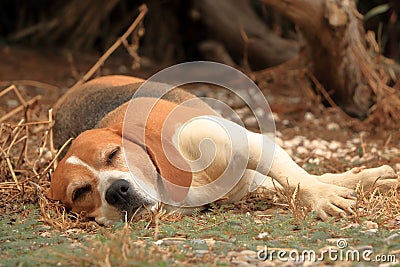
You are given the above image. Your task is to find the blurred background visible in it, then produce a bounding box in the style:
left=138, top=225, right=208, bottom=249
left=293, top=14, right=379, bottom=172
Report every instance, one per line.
left=0, top=0, right=399, bottom=126
left=0, top=0, right=398, bottom=70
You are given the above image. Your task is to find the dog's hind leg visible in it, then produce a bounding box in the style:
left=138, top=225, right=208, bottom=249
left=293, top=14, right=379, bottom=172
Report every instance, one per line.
left=179, top=116, right=357, bottom=219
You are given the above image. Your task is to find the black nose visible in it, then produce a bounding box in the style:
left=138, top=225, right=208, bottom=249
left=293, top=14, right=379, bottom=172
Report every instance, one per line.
left=105, top=179, right=132, bottom=206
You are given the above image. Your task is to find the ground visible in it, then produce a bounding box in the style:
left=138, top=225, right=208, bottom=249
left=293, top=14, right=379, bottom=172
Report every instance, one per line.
left=0, top=44, right=399, bottom=266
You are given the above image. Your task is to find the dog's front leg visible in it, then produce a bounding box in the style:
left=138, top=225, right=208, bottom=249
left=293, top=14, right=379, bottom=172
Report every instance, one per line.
left=246, top=131, right=357, bottom=219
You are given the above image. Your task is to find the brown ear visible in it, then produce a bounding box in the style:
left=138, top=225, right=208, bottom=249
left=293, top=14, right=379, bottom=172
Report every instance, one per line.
left=45, top=152, right=73, bottom=202
left=115, top=122, right=192, bottom=203
left=46, top=164, right=63, bottom=200
left=46, top=188, right=54, bottom=199
left=144, top=132, right=192, bottom=203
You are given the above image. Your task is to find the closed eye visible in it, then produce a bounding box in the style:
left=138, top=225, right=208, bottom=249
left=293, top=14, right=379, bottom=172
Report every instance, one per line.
left=107, top=146, right=120, bottom=165
left=72, top=185, right=92, bottom=201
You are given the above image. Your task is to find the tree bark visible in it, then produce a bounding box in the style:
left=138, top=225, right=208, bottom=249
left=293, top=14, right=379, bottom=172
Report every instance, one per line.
left=263, top=0, right=376, bottom=118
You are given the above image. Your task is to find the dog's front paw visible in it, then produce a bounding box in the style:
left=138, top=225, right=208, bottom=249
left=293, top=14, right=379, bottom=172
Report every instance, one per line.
left=301, top=182, right=357, bottom=220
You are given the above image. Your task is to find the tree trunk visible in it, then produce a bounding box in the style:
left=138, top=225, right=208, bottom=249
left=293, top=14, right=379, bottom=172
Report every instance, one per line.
left=193, top=0, right=298, bottom=69
left=263, top=0, right=378, bottom=118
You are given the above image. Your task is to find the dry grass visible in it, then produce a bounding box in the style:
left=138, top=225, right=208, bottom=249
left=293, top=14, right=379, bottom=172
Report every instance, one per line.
left=270, top=180, right=308, bottom=223
left=0, top=85, right=53, bottom=212
left=355, top=183, right=400, bottom=227
left=0, top=84, right=93, bottom=231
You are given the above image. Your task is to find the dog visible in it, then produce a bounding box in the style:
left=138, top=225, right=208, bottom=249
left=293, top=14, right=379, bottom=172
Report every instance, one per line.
left=47, top=75, right=398, bottom=225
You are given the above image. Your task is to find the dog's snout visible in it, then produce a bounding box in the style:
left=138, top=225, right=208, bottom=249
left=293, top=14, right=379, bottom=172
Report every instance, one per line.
left=104, top=179, right=152, bottom=221
left=105, top=179, right=132, bottom=206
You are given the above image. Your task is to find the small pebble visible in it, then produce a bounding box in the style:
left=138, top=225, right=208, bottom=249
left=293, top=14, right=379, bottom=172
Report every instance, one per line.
left=365, top=221, right=378, bottom=230
left=236, top=107, right=251, bottom=118
left=244, top=116, right=258, bottom=128
left=296, top=146, right=308, bottom=154
left=191, top=239, right=205, bottom=245
left=194, top=250, right=210, bottom=257
left=304, top=112, right=315, bottom=120
left=256, top=232, right=269, bottom=240
left=314, top=148, right=326, bottom=157
left=227, top=94, right=246, bottom=109
left=308, top=158, right=320, bottom=164
left=328, top=141, right=341, bottom=150
left=326, top=122, right=340, bottom=130
left=364, top=229, right=378, bottom=235
left=254, top=107, right=265, bottom=117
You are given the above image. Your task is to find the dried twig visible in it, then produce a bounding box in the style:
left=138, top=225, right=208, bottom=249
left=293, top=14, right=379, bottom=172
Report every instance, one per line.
left=305, top=70, right=338, bottom=109
left=72, top=4, right=148, bottom=88
left=0, top=85, right=26, bottom=104
left=28, top=138, right=73, bottom=181
left=48, top=109, right=57, bottom=168
left=0, top=147, right=21, bottom=190
left=0, top=96, right=41, bottom=123
left=0, top=80, right=59, bottom=92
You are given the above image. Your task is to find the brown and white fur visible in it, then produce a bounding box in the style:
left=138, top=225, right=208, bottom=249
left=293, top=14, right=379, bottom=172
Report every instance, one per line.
left=48, top=75, right=398, bottom=225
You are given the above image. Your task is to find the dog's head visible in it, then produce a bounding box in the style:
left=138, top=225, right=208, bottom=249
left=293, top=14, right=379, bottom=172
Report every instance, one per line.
left=47, top=120, right=194, bottom=225
left=47, top=127, right=159, bottom=224
left=48, top=128, right=157, bottom=227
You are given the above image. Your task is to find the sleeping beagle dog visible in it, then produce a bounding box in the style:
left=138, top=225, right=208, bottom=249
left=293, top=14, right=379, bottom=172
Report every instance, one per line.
left=48, top=75, right=398, bottom=225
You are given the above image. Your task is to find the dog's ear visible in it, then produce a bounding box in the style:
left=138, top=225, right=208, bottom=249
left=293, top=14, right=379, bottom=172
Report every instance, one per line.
left=144, top=130, right=192, bottom=203
left=113, top=123, right=192, bottom=203
left=46, top=188, right=54, bottom=199
left=46, top=159, right=66, bottom=201
left=47, top=159, right=69, bottom=202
